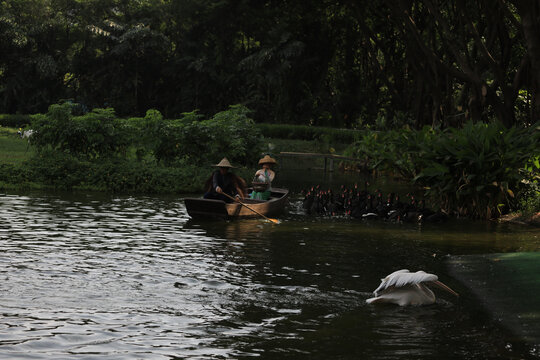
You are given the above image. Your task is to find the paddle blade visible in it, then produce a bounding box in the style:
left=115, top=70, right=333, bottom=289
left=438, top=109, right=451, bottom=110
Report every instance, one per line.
left=267, top=218, right=280, bottom=224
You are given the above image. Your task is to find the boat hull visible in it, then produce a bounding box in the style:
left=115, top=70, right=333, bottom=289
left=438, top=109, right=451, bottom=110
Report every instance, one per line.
left=184, top=188, right=289, bottom=220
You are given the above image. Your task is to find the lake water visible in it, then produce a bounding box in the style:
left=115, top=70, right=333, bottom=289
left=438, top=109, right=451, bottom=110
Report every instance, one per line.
left=1, top=175, right=540, bottom=359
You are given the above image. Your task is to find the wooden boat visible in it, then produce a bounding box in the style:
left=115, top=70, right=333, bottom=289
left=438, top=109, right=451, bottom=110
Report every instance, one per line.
left=184, top=187, right=289, bottom=220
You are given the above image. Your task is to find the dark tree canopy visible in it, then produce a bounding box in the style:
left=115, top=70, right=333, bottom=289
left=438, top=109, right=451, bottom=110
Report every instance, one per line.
left=0, top=0, right=538, bottom=128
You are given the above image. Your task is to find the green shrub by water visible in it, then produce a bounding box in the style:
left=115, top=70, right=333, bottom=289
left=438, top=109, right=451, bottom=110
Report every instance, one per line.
left=149, top=105, right=262, bottom=166
left=0, top=103, right=264, bottom=193
left=1, top=149, right=209, bottom=193
left=30, top=103, right=262, bottom=166
left=346, top=122, right=540, bottom=219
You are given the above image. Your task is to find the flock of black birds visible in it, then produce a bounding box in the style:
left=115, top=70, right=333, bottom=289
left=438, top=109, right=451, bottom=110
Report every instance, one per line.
left=300, top=182, right=449, bottom=223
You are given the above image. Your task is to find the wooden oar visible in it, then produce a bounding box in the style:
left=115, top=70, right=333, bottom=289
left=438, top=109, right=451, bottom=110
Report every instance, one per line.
left=222, top=192, right=280, bottom=224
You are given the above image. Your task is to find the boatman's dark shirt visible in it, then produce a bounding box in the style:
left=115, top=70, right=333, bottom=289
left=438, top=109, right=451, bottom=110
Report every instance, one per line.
left=211, top=170, right=235, bottom=195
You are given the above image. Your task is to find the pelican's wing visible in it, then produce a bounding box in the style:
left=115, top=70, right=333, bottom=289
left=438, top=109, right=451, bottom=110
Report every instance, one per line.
left=373, top=270, right=438, bottom=295
left=372, top=269, right=409, bottom=294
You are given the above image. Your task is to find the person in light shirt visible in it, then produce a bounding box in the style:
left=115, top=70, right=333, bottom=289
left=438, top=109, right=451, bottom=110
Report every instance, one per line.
left=250, top=155, right=276, bottom=200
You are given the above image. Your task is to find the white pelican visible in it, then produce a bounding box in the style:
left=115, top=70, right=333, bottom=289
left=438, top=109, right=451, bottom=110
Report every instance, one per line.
left=366, top=269, right=459, bottom=306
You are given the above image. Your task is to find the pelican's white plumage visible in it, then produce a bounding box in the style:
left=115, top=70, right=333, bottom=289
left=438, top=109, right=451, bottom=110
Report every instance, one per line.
left=367, top=269, right=458, bottom=306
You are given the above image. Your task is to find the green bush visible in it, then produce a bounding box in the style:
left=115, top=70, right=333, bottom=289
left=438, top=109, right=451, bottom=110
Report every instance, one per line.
left=518, top=181, right=540, bottom=216
left=0, top=163, right=31, bottom=185
left=116, top=115, right=147, bottom=159
left=1, top=103, right=269, bottom=193
left=29, top=102, right=262, bottom=167
left=413, top=122, right=539, bottom=218
left=31, top=104, right=125, bottom=158
left=25, top=149, right=91, bottom=190
left=80, top=159, right=210, bottom=193
left=19, top=150, right=211, bottom=193
left=346, top=122, right=540, bottom=219
left=152, top=105, right=263, bottom=166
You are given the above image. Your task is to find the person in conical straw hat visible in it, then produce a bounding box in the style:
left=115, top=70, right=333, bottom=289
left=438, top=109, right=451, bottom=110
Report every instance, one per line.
left=249, top=154, right=277, bottom=200
left=203, top=157, right=246, bottom=203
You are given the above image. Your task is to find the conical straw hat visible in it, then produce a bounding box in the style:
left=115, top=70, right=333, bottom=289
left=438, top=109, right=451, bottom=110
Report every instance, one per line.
left=258, top=154, right=277, bottom=165
left=214, top=157, right=235, bottom=168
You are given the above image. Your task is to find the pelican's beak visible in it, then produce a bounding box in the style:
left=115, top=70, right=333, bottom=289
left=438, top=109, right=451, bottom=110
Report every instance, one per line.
left=432, top=280, right=459, bottom=297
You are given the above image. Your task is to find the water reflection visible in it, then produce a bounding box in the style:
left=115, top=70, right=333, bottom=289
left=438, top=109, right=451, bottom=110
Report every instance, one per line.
left=0, top=192, right=539, bottom=359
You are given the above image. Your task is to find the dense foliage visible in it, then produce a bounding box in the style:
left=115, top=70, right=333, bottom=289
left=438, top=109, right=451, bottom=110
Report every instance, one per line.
left=30, top=102, right=262, bottom=166
left=0, top=103, right=263, bottom=193
left=148, top=105, right=262, bottom=166
left=346, top=123, right=540, bottom=219
left=1, top=0, right=540, bottom=128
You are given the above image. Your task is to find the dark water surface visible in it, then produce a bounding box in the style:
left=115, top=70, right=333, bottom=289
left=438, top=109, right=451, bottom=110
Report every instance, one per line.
left=1, top=189, right=539, bottom=359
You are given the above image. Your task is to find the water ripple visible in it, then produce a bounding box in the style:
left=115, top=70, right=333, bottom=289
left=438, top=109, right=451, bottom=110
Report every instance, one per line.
left=1, top=193, right=537, bottom=359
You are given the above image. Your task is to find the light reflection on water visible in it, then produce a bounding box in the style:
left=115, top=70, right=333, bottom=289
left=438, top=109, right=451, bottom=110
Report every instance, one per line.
left=1, top=192, right=539, bottom=359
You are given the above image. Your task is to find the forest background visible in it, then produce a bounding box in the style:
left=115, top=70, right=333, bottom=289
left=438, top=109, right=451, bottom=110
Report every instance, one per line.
left=2, top=0, right=540, bottom=127
left=0, top=0, right=539, bottom=219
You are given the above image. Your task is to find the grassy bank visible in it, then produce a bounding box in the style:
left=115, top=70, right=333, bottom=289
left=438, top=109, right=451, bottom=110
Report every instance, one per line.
left=0, top=126, right=335, bottom=193
left=0, top=127, right=35, bottom=165
left=0, top=106, right=348, bottom=194
left=0, top=104, right=267, bottom=194
left=0, top=135, right=252, bottom=194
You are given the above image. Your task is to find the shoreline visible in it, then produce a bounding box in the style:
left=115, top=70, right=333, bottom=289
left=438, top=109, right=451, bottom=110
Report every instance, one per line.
left=498, top=212, right=540, bottom=227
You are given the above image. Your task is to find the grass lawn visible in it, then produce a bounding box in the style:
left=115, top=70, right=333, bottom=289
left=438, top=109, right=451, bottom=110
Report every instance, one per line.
left=0, top=127, right=34, bottom=165
left=262, top=137, right=350, bottom=154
